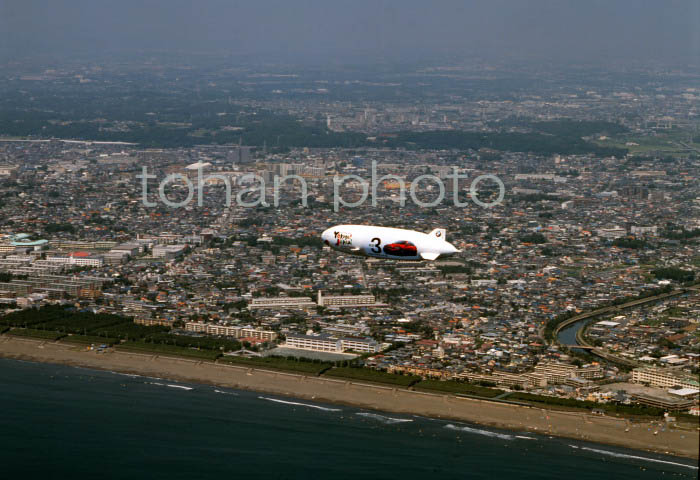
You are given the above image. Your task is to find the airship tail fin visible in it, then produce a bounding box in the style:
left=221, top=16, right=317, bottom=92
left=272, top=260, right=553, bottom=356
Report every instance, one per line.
left=420, top=252, right=440, bottom=261
left=429, top=228, right=446, bottom=240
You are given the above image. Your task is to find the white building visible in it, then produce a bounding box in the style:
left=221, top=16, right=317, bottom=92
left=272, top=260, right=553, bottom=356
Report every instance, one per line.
left=284, top=333, right=379, bottom=353
left=46, top=254, right=104, bottom=267
left=317, top=290, right=377, bottom=307
left=184, top=322, right=277, bottom=341
left=597, top=226, right=627, bottom=240
left=152, top=244, right=187, bottom=259
left=248, top=296, right=316, bottom=309
left=339, top=337, right=380, bottom=353
left=471, top=279, right=498, bottom=287
left=285, top=334, right=340, bottom=352
left=630, top=226, right=658, bottom=236
left=632, top=367, right=699, bottom=390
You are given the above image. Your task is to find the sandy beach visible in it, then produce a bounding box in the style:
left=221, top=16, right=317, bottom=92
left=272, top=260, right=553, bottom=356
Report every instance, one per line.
left=1, top=335, right=698, bottom=460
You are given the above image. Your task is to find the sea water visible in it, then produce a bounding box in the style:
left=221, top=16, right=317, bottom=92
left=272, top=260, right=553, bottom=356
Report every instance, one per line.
left=0, top=358, right=696, bottom=479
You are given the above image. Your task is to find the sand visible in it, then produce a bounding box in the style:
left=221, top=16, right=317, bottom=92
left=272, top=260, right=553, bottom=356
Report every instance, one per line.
left=1, top=335, right=698, bottom=460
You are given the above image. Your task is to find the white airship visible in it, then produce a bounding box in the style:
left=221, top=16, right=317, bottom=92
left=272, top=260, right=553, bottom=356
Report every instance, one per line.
left=321, top=225, right=459, bottom=261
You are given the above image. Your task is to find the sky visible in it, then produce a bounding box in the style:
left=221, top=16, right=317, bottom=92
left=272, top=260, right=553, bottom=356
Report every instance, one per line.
left=1, top=0, right=699, bottom=65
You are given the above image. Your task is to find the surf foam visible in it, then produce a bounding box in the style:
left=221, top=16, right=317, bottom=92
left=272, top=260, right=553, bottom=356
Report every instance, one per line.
left=445, top=424, right=514, bottom=440
left=146, top=381, right=192, bottom=391
left=258, top=396, right=341, bottom=412
left=214, top=389, right=238, bottom=396
left=356, top=412, right=413, bottom=424
left=167, top=384, right=193, bottom=391
left=570, top=445, right=698, bottom=470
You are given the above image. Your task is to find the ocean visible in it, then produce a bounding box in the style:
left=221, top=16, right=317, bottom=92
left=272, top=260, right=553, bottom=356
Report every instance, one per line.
left=0, top=358, right=697, bottom=479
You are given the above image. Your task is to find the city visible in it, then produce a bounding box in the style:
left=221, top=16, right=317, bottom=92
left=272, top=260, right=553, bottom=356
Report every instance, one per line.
left=0, top=61, right=697, bottom=418
left=0, top=1, right=698, bottom=475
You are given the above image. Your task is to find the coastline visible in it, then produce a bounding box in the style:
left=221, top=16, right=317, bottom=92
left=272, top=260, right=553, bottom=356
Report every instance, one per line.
left=1, top=335, right=698, bottom=460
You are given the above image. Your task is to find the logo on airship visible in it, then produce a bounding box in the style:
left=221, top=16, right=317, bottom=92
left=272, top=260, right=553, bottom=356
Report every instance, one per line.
left=333, top=231, right=353, bottom=246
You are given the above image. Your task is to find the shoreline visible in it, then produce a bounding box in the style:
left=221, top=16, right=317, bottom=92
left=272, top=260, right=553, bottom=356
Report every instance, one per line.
left=1, top=335, right=698, bottom=460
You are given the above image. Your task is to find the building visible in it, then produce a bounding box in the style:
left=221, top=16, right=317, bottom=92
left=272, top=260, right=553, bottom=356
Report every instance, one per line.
left=454, top=370, right=547, bottom=389
left=631, top=394, right=695, bottom=411
left=533, top=362, right=578, bottom=384
left=471, top=279, right=498, bottom=287
left=0, top=274, right=103, bottom=298
left=285, top=333, right=340, bottom=352
left=237, top=327, right=278, bottom=341
left=134, top=317, right=175, bottom=327
left=668, top=388, right=700, bottom=400
left=248, top=296, right=316, bottom=309
left=317, top=290, right=377, bottom=308
left=0, top=165, right=19, bottom=178
left=52, top=240, right=118, bottom=250
left=630, top=226, right=658, bottom=236
left=184, top=322, right=278, bottom=341
left=339, top=337, right=380, bottom=353
left=388, top=365, right=451, bottom=379
left=110, top=242, right=142, bottom=257
left=631, top=170, right=666, bottom=178
left=230, top=146, right=252, bottom=164
left=152, top=244, right=187, bottom=259
left=320, top=322, right=370, bottom=337
left=103, top=251, right=129, bottom=265
left=631, top=367, right=699, bottom=390
left=45, top=253, right=104, bottom=268
left=596, top=226, right=627, bottom=240
left=576, top=364, right=604, bottom=380
left=514, top=173, right=566, bottom=182
left=0, top=244, right=16, bottom=253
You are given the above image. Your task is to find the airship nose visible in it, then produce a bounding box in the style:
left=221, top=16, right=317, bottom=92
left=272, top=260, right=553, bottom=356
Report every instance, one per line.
left=321, top=228, right=333, bottom=246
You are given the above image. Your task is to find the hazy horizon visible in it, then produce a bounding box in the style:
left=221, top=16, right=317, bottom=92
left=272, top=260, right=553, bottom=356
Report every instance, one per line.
left=1, top=0, right=699, bottom=66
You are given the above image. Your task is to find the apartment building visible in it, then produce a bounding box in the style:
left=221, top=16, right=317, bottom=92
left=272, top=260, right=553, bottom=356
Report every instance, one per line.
left=184, top=322, right=278, bottom=341
left=317, top=291, right=377, bottom=307
left=632, top=367, right=699, bottom=390
left=248, top=296, right=316, bottom=309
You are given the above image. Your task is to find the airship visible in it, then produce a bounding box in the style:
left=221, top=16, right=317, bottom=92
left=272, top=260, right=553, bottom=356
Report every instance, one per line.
left=321, top=225, right=459, bottom=261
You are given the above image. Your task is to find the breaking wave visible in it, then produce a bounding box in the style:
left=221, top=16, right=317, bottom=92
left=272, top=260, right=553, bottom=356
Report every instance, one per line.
left=445, top=424, right=514, bottom=440
left=146, top=381, right=192, bottom=391
left=570, top=445, right=698, bottom=470
left=166, top=384, right=193, bottom=390
left=356, top=412, right=413, bottom=424
left=214, top=389, right=238, bottom=396
left=108, top=371, right=141, bottom=378
left=258, top=396, right=341, bottom=412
